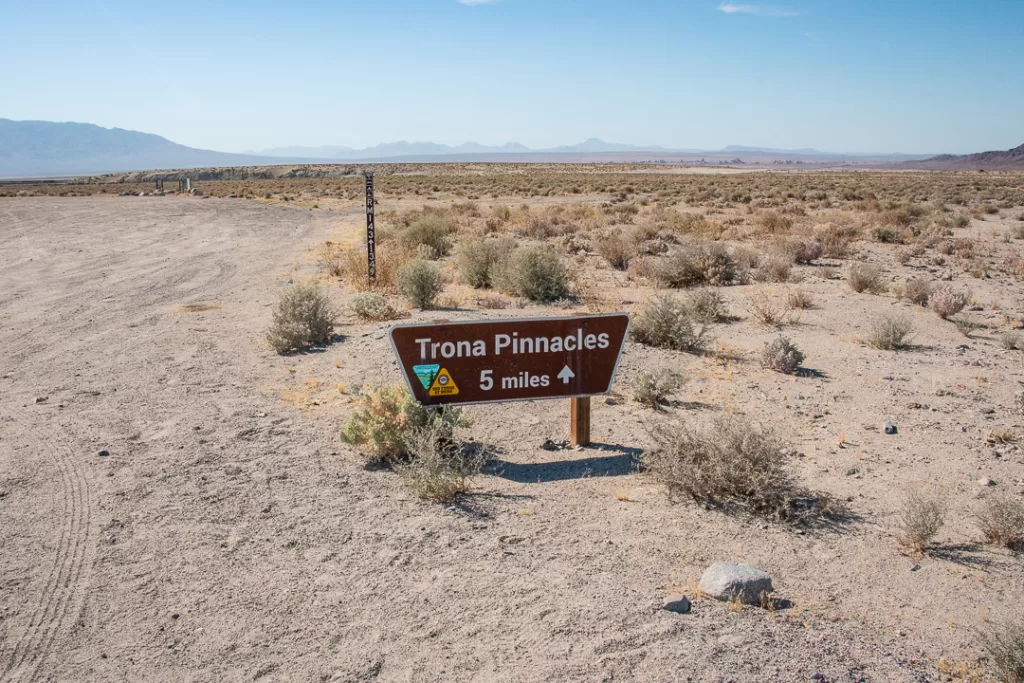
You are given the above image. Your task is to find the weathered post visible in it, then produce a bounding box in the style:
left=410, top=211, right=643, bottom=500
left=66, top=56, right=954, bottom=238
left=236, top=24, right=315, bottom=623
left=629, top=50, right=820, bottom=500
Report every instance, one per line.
left=570, top=397, right=591, bottom=447
left=364, top=170, right=376, bottom=286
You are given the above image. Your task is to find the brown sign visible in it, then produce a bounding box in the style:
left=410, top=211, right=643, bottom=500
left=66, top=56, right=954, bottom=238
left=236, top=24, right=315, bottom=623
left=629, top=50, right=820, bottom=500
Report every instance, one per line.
left=389, top=314, right=630, bottom=406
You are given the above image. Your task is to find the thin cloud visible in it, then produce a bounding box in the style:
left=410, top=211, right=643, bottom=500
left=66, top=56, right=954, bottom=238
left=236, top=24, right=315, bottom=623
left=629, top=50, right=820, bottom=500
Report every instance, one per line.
left=718, top=3, right=799, bottom=17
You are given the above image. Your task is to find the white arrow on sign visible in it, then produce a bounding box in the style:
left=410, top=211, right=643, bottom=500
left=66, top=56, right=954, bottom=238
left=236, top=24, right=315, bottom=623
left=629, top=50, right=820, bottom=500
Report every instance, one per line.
left=557, top=365, right=575, bottom=384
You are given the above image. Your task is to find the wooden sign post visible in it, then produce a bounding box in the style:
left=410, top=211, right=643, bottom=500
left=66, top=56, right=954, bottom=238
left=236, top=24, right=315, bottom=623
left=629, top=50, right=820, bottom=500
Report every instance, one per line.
left=389, top=314, right=630, bottom=447
left=364, top=170, right=376, bottom=286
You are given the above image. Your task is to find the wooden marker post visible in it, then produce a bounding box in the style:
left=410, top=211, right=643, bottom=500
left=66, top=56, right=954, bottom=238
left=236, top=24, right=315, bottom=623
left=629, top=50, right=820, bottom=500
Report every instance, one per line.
left=364, top=170, right=376, bottom=286
left=570, top=396, right=591, bottom=447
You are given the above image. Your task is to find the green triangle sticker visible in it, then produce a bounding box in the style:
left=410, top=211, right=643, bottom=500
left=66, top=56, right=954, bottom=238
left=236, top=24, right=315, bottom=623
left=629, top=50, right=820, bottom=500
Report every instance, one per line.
left=412, top=364, right=440, bottom=390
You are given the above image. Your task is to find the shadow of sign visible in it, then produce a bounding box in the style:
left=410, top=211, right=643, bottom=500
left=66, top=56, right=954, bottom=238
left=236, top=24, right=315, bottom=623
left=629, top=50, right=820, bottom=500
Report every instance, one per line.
left=484, top=444, right=641, bottom=483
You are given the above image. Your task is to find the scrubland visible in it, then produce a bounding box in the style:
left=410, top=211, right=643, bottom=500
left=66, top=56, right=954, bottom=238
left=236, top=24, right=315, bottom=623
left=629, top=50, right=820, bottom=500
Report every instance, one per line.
left=2, top=166, right=1024, bottom=681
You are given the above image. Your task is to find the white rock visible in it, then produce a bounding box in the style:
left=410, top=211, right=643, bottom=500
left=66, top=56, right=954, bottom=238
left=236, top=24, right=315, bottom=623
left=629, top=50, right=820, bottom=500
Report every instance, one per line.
left=698, top=562, right=773, bottom=605
left=661, top=594, right=691, bottom=614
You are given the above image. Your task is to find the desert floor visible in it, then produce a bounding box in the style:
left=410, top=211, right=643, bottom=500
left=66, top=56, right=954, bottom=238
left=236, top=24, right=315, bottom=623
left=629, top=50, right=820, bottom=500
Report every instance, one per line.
left=1, top=190, right=1022, bottom=682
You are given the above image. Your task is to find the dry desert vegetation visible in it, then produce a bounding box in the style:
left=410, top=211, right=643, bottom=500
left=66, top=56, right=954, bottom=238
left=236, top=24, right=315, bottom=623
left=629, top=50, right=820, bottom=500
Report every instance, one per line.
left=2, top=165, right=1024, bottom=682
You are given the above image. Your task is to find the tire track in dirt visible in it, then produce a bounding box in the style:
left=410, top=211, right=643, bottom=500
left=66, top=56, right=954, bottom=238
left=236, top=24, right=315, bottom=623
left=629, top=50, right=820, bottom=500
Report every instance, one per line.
left=1, top=418, right=93, bottom=682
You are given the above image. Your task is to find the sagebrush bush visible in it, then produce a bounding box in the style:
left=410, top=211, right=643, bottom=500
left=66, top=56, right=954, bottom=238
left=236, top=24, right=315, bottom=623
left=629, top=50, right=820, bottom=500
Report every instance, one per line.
left=644, top=416, right=838, bottom=523
left=266, top=283, right=336, bottom=354
left=981, top=621, right=1024, bottom=683
left=630, top=293, right=709, bottom=352
left=901, top=278, right=932, bottom=306
left=394, top=422, right=485, bottom=503
left=457, top=237, right=514, bottom=288
left=813, top=222, right=860, bottom=259
left=761, top=336, right=805, bottom=374
left=866, top=314, right=914, bottom=350
left=495, top=244, right=569, bottom=303
left=594, top=232, right=637, bottom=270
left=928, top=284, right=968, bottom=319
left=400, top=214, right=454, bottom=258
left=848, top=263, right=887, bottom=294
left=975, top=497, right=1024, bottom=551
left=755, top=256, right=793, bottom=283
left=786, top=288, right=813, bottom=309
left=349, top=292, right=399, bottom=321
left=398, top=259, right=445, bottom=309
left=633, top=368, right=685, bottom=408
left=650, top=241, right=737, bottom=288
left=340, top=385, right=465, bottom=465
left=685, top=288, right=729, bottom=323
left=895, top=490, right=944, bottom=554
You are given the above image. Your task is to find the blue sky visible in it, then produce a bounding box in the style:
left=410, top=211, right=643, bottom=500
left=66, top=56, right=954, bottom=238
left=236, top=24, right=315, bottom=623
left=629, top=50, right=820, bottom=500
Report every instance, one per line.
left=1, top=0, right=1021, bottom=154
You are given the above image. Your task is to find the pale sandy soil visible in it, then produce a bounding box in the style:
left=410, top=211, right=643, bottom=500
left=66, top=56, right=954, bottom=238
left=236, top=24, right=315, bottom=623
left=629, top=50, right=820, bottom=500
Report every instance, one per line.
left=1, top=195, right=1022, bottom=682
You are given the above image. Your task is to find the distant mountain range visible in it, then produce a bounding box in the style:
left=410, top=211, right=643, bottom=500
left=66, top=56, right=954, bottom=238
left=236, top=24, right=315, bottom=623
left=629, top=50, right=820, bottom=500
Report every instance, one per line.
left=1, top=118, right=1017, bottom=177
left=906, top=143, right=1024, bottom=170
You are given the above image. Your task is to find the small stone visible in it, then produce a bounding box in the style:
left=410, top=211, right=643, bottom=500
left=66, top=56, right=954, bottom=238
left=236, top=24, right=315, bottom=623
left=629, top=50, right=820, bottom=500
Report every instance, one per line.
left=978, top=477, right=995, bottom=487
left=883, top=420, right=897, bottom=434
left=810, top=674, right=826, bottom=681
left=698, top=562, right=773, bottom=605
left=910, top=563, right=921, bottom=572
left=661, top=594, right=691, bottom=614
left=97, top=450, right=110, bottom=457
left=34, top=397, right=48, bottom=404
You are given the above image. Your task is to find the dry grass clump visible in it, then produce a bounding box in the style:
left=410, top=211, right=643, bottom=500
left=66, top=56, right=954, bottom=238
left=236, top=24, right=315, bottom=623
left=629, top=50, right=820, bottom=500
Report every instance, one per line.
left=980, top=621, right=1024, bottom=683
left=394, top=421, right=486, bottom=503
left=1005, top=253, right=1024, bottom=281
left=266, top=283, right=336, bottom=354
left=340, top=385, right=466, bottom=466
left=975, top=497, right=1024, bottom=551
left=848, top=263, right=887, bottom=294
left=397, top=211, right=457, bottom=258
left=786, top=288, right=813, bottom=309
left=895, top=489, right=945, bottom=555
left=644, top=416, right=838, bottom=524
left=813, top=222, right=861, bottom=258
left=630, top=293, right=709, bottom=352
left=321, top=242, right=405, bottom=293
left=398, top=259, right=445, bottom=309
left=756, top=210, right=793, bottom=234
left=457, top=237, right=515, bottom=288
left=633, top=368, right=685, bottom=409
left=761, top=336, right=805, bottom=374
left=648, top=241, right=738, bottom=288
left=494, top=244, right=570, bottom=303
left=754, top=256, right=793, bottom=283
left=928, top=284, right=969, bottom=319
left=866, top=314, right=914, bottom=350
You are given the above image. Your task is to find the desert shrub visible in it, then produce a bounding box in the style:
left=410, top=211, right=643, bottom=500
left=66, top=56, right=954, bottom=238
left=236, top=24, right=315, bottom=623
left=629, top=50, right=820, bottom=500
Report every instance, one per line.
left=975, top=497, right=1024, bottom=551
left=981, top=621, right=1024, bottom=683
left=495, top=244, right=569, bottom=303
left=848, top=263, right=887, bottom=294
left=761, top=336, right=805, bottom=374
left=952, top=316, right=980, bottom=338
left=685, top=288, right=729, bottom=323
left=398, top=259, right=445, bottom=309
left=755, top=256, right=793, bottom=283
left=350, top=292, right=399, bottom=321
left=340, top=385, right=465, bottom=465
left=866, top=314, right=914, bottom=350
left=394, top=422, right=486, bottom=503
left=650, top=241, right=737, bottom=288
left=786, top=288, right=813, bottom=309
left=316, top=241, right=348, bottom=277
left=792, top=239, right=823, bottom=264
left=633, top=368, right=685, bottom=409
left=900, top=278, right=932, bottom=306
left=747, top=290, right=795, bottom=326
left=928, top=284, right=968, bottom=319
left=1001, top=332, right=1024, bottom=350
left=643, top=416, right=837, bottom=523
left=630, top=293, right=709, bottom=352
left=400, top=214, right=455, bottom=258
left=1005, top=253, right=1024, bottom=280
left=594, top=232, right=637, bottom=270
left=757, top=210, right=793, bottom=234
left=327, top=243, right=405, bottom=294
left=895, top=490, right=944, bottom=554
left=266, top=283, right=336, bottom=354
left=872, top=226, right=903, bottom=244
left=813, top=222, right=860, bottom=258
left=457, top=237, right=514, bottom=288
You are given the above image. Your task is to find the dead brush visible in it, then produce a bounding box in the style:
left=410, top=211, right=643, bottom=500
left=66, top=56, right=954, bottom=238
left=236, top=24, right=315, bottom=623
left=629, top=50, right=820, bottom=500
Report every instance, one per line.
left=643, top=415, right=841, bottom=524
left=974, top=497, right=1024, bottom=551
left=266, top=283, right=337, bottom=354
left=630, top=293, right=710, bottom=352
left=785, top=288, right=813, bottom=309
left=847, top=263, right=887, bottom=294
left=747, top=290, right=798, bottom=327
left=928, top=284, right=969, bottom=319
left=393, top=422, right=486, bottom=503
left=895, top=489, right=945, bottom=555
left=866, top=314, right=914, bottom=350
left=633, top=368, right=685, bottom=409
left=980, top=620, right=1024, bottom=683
left=760, top=336, right=805, bottom=374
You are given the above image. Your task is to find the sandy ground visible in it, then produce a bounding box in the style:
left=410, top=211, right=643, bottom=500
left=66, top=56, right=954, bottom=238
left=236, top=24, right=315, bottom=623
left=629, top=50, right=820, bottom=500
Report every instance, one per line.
left=1, top=196, right=1022, bottom=682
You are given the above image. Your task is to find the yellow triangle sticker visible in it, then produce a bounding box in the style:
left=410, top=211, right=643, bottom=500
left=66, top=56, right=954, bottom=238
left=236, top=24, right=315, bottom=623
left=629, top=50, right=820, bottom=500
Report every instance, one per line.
left=428, top=368, right=459, bottom=397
